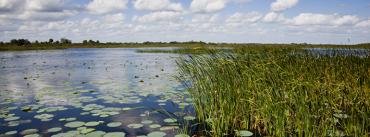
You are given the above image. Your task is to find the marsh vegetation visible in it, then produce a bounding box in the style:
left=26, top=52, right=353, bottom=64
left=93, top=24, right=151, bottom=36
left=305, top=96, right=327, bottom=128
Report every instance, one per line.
left=178, top=47, right=370, bottom=136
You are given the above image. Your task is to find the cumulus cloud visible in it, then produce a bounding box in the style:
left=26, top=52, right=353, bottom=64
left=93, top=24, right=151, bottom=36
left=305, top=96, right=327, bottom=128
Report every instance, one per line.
left=0, top=0, right=23, bottom=12
left=25, top=0, right=65, bottom=12
left=263, top=12, right=286, bottom=23
left=226, top=12, right=262, bottom=24
left=0, top=0, right=76, bottom=21
left=190, top=0, right=226, bottom=13
left=133, top=0, right=183, bottom=11
left=287, top=13, right=359, bottom=26
left=190, top=0, right=251, bottom=13
left=133, top=11, right=182, bottom=23
left=271, top=0, right=299, bottom=11
left=355, top=19, right=370, bottom=27
left=87, top=0, right=128, bottom=14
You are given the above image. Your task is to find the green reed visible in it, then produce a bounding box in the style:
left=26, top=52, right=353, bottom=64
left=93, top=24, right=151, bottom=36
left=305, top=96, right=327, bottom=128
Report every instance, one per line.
left=178, top=48, right=370, bottom=136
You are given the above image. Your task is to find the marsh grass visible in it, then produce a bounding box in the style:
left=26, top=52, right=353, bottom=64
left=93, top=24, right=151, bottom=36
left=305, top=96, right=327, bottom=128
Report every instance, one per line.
left=178, top=48, right=370, bottom=136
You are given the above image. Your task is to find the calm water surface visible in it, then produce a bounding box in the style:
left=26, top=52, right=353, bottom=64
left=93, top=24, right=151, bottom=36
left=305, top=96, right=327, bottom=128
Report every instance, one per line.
left=0, top=48, right=194, bottom=137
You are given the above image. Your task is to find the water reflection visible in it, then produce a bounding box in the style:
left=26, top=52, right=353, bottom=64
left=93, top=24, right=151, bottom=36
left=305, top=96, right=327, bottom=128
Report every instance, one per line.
left=0, top=48, right=193, bottom=137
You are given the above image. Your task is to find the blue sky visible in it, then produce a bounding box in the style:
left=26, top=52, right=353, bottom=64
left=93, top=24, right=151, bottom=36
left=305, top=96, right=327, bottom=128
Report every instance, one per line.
left=0, top=0, right=369, bottom=44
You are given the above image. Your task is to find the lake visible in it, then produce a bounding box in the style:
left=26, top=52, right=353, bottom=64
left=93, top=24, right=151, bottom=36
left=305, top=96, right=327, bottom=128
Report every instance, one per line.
left=0, top=48, right=194, bottom=137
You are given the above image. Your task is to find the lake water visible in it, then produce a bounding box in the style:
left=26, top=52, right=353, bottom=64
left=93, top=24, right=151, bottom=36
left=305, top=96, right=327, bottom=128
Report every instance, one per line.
left=0, top=48, right=194, bottom=137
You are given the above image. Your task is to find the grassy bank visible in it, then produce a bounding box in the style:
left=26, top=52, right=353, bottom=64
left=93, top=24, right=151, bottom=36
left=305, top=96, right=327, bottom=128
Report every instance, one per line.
left=178, top=48, right=370, bottom=136
left=1, top=43, right=369, bottom=51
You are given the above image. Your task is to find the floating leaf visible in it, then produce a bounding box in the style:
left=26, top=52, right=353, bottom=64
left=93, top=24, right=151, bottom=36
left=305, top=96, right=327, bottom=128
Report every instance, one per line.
left=103, top=132, right=126, bottom=137
left=107, top=122, right=122, bottom=127
left=183, top=116, right=196, bottom=121
left=47, top=127, right=62, bottom=133
left=86, top=131, right=106, bottom=137
left=85, top=121, right=101, bottom=127
left=127, top=123, right=144, bottom=129
left=147, top=131, right=166, bottom=137
left=65, top=121, right=85, bottom=128
left=149, top=124, right=161, bottom=129
left=5, top=131, right=17, bottom=135
left=175, top=134, right=190, bottom=137
left=24, top=133, right=40, bottom=137
left=163, top=118, right=177, bottom=123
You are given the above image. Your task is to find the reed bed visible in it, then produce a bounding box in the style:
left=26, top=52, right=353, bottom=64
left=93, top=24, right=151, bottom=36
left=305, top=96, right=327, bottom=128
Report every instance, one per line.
left=178, top=48, right=370, bottom=136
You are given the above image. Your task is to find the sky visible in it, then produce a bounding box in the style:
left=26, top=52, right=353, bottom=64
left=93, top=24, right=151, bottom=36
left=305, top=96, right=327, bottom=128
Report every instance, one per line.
left=0, top=0, right=370, bottom=44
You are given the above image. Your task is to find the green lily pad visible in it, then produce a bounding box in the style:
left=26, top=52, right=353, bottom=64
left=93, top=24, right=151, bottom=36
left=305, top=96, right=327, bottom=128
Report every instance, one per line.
left=85, top=121, right=101, bottom=127
left=86, top=131, right=106, bottom=137
left=183, top=116, right=196, bottom=121
left=149, top=124, right=161, bottom=128
left=4, top=116, right=20, bottom=121
left=24, top=133, right=40, bottom=137
left=80, top=128, right=95, bottom=134
left=47, top=127, right=62, bottom=133
left=163, top=118, right=177, bottom=123
left=5, top=130, right=17, bottom=135
left=175, top=134, right=190, bottom=137
left=127, top=123, right=144, bottom=129
left=147, top=131, right=166, bottom=137
left=21, top=129, right=38, bottom=135
left=65, top=121, right=85, bottom=128
left=103, top=132, right=126, bottom=137
left=107, top=122, right=122, bottom=127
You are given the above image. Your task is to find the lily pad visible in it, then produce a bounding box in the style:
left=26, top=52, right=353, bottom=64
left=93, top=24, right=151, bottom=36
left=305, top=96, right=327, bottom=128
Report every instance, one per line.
left=65, top=121, right=85, bottom=128
left=5, top=130, right=17, bottom=135
left=163, top=118, right=177, bottom=123
left=47, top=127, right=62, bottom=133
left=147, top=131, right=166, bottom=137
left=103, top=132, right=126, bottom=137
left=149, top=124, right=161, bottom=128
left=86, top=131, right=106, bottom=137
left=175, top=134, right=190, bottom=137
left=183, top=116, right=196, bottom=121
left=127, top=123, right=144, bottom=129
left=21, top=129, right=38, bottom=135
left=4, top=116, right=20, bottom=121
left=85, top=121, right=101, bottom=127
left=24, top=134, right=40, bottom=137
left=107, top=122, right=122, bottom=127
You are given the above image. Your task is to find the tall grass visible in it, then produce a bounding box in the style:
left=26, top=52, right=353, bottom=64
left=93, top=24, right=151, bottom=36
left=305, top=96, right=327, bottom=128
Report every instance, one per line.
left=178, top=48, right=370, bottom=136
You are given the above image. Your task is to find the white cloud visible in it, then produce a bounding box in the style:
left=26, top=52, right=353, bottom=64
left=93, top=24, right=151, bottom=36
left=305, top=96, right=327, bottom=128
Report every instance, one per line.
left=271, top=0, right=299, bottom=12
left=87, top=0, right=128, bottom=14
left=355, top=19, right=370, bottom=27
left=103, top=13, right=125, bottom=23
left=25, top=0, right=65, bottom=12
left=133, top=0, right=183, bottom=11
left=263, top=12, right=286, bottom=23
left=226, top=12, right=262, bottom=24
left=287, top=13, right=359, bottom=26
left=0, top=0, right=23, bottom=12
left=191, top=14, right=219, bottom=23
left=190, top=0, right=226, bottom=13
left=18, top=10, right=76, bottom=21
left=133, top=11, right=182, bottom=23
left=0, top=0, right=76, bottom=21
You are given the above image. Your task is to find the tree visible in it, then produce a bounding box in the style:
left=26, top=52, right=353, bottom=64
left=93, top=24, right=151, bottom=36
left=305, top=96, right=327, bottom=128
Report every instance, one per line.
left=60, top=38, right=72, bottom=44
left=9, top=39, right=31, bottom=46
left=49, top=38, right=54, bottom=44
left=83, top=40, right=88, bottom=44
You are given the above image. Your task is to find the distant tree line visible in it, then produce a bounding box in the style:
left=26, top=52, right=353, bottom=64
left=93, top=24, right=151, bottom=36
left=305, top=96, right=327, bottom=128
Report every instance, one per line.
left=0, top=38, right=72, bottom=46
